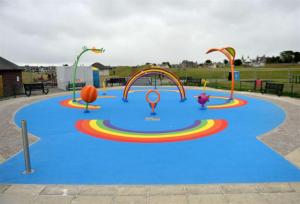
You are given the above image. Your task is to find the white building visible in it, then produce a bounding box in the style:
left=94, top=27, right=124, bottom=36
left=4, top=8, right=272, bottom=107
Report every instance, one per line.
left=56, top=66, right=93, bottom=90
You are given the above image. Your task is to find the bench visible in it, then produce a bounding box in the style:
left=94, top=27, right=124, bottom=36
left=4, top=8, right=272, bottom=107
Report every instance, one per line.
left=66, top=82, right=86, bottom=91
left=106, top=78, right=127, bottom=87
left=24, top=82, right=49, bottom=97
left=263, top=82, right=284, bottom=96
left=187, top=78, right=202, bottom=86
left=179, top=77, right=202, bottom=86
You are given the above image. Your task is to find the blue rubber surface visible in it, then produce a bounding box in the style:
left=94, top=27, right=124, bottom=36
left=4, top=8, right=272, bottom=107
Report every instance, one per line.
left=1, top=87, right=300, bottom=184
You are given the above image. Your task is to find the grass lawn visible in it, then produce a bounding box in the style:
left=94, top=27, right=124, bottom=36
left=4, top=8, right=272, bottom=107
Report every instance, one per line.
left=109, top=65, right=300, bottom=97
left=110, top=64, right=300, bottom=79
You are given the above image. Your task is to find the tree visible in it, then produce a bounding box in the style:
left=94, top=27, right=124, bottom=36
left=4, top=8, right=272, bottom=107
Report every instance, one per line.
left=161, top=62, right=171, bottom=68
left=223, top=59, right=228, bottom=65
left=293, top=52, right=300, bottom=63
left=205, top=59, right=212, bottom=64
left=280, top=50, right=294, bottom=63
left=234, top=59, right=242, bottom=66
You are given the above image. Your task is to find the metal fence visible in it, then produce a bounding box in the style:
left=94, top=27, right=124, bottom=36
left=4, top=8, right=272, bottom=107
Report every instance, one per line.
left=205, top=77, right=300, bottom=97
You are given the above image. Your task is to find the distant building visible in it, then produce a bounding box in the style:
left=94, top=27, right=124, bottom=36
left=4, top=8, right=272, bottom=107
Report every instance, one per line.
left=207, top=62, right=225, bottom=68
left=91, top=62, right=110, bottom=76
left=171, top=64, right=180, bottom=68
left=21, top=65, right=57, bottom=84
left=56, top=65, right=93, bottom=90
left=251, top=56, right=266, bottom=67
left=23, top=65, right=56, bottom=73
left=241, top=56, right=251, bottom=66
left=242, top=56, right=266, bottom=67
left=180, top=60, right=198, bottom=68
left=0, top=56, right=23, bottom=97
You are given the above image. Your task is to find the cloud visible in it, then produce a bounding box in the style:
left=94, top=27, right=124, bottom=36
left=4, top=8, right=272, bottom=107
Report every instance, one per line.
left=0, top=0, right=299, bottom=65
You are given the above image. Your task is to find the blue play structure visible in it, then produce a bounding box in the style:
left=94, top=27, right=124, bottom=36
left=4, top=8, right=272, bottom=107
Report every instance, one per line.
left=93, top=69, right=100, bottom=88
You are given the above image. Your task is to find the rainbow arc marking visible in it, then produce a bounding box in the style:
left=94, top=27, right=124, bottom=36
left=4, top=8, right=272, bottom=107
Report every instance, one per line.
left=60, top=95, right=116, bottom=109
left=60, top=98, right=100, bottom=109
left=208, top=96, right=247, bottom=109
left=76, top=119, right=228, bottom=143
left=193, top=96, right=247, bottom=109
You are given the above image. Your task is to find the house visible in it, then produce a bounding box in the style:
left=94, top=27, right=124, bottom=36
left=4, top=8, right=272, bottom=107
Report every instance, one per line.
left=242, top=56, right=266, bottom=67
left=207, top=62, right=225, bottom=68
left=0, top=56, right=23, bottom=97
left=180, top=60, right=198, bottom=68
left=91, top=62, right=110, bottom=76
left=251, top=56, right=266, bottom=67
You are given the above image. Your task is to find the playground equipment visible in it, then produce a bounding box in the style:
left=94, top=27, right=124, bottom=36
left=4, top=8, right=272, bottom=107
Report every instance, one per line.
left=198, top=93, right=210, bottom=109
left=80, top=85, right=98, bottom=112
left=123, top=67, right=186, bottom=101
left=146, top=90, right=160, bottom=115
left=197, top=80, right=210, bottom=109
left=72, top=46, right=105, bottom=101
left=202, top=79, right=208, bottom=93
left=206, top=47, right=236, bottom=99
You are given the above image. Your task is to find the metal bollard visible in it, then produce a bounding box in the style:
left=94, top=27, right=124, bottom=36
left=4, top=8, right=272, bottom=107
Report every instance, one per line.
left=21, top=120, right=33, bottom=174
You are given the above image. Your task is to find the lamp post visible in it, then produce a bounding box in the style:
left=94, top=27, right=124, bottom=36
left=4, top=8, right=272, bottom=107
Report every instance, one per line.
left=72, top=46, right=105, bottom=101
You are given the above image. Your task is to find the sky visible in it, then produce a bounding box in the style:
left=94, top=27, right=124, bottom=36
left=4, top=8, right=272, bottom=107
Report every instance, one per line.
left=0, top=0, right=299, bottom=66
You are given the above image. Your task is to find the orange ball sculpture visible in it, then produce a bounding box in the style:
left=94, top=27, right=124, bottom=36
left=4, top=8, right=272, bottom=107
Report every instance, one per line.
left=80, top=85, right=98, bottom=112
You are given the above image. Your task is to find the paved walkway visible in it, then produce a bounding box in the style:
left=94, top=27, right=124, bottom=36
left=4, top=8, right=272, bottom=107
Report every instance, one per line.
left=0, top=89, right=67, bottom=163
left=0, top=87, right=300, bottom=203
left=238, top=91, right=300, bottom=168
left=0, top=183, right=300, bottom=204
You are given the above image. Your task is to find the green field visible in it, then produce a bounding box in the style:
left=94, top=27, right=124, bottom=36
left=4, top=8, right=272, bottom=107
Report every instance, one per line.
left=110, top=66, right=300, bottom=79
left=109, top=65, right=300, bottom=97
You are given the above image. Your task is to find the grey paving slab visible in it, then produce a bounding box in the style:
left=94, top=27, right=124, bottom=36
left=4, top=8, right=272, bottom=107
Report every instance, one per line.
left=286, top=148, right=300, bottom=168
left=0, top=90, right=67, bottom=161
left=225, top=193, right=269, bottom=204
left=117, top=186, right=148, bottom=195
left=71, top=195, right=113, bottom=204
left=115, top=195, right=147, bottom=204
left=40, top=185, right=81, bottom=195
left=0, top=194, right=36, bottom=204
left=78, top=186, right=117, bottom=196
left=149, top=185, right=186, bottom=195
left=246, top=94, right=300, bottom=156
left=256, top=183, right=295, bottom=193
left=4, top=184, right=45, bottom=195
left=33, top=195, right=74, bottom=204
left=290, top=182, right=300, bottom=192
left=148, top=195, right=188, bottom=204
left=188, top=194, right=228, bottom=204
left=263, top=192, right=300, bottom=204
left=0, top=185, right=11, bottom=193
left=186, top=184, right=223, bottom=194
left=221, top=184, right=258, bottom=194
